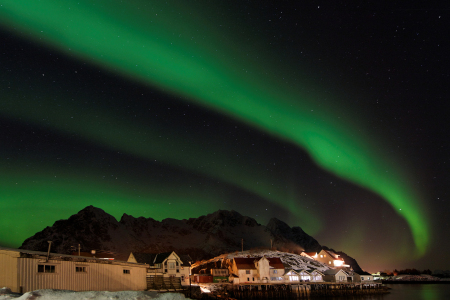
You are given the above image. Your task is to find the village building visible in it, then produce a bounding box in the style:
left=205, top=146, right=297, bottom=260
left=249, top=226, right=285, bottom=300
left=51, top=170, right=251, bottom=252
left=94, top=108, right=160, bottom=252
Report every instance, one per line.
left=300, top=252, right=317, bottom=260
left=285, top=269, right=312, bottom=282
left=211, top=268, right=229, bottom=283
left=314, top=249, right=349, bottom=268
left=323, top=269, right=350, bottom=282
left=127, top=251, right=192, bottom=289
left=351, top=271, right=374, bottom=282
left=229, top=256, right=285, bottom=284
left=0, top=246, right=148, bottom=293
left=308, top=269, right=324, bottom=282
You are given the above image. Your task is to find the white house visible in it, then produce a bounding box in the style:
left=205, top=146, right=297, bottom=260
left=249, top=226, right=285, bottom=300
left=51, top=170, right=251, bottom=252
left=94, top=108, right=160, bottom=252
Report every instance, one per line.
left=314, top=249, right=349, bottom=267
left=128, top=251, right=192, bottom=287
left=308, top=269, right=324, bottom=282
left=0, top=246, right=148, bottom=293
left=229, top=256, right=285, bottom=284
left=285, top=269, right=312, bottom=282
left=323, top=269, right=349, bottom=282
left=352, top=271, right=374, bottom=282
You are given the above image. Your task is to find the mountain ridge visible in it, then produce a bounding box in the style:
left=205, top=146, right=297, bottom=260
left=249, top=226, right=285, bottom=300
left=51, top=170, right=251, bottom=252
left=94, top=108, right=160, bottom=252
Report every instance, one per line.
left=20, top=206, right=361, bottom=271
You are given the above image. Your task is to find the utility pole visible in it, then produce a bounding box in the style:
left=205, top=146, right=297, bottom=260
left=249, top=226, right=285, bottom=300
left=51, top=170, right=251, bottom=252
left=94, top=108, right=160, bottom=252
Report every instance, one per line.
left=46, top=241, right=52, bottom=262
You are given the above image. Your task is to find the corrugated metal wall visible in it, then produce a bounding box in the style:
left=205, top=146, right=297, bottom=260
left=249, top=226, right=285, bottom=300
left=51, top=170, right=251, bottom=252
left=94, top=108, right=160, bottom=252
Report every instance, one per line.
left=17, top=258, right=147, bottom=292
left=0, top=250, right=19, bottom=292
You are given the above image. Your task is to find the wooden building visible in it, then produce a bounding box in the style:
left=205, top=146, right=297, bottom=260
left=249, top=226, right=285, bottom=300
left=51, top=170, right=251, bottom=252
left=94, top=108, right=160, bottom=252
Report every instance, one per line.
left=229, top=256, right=285, bottom=284
left=0, top=246, right=148, bottom=293
left=323, top=268, right=349, bottom=282
left=128, top=251, right=192, bottom=287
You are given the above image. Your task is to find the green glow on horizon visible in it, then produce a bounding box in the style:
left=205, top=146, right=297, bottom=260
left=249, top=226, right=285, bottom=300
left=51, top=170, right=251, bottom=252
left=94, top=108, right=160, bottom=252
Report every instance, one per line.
left=0, top=0, right=429, bottom=255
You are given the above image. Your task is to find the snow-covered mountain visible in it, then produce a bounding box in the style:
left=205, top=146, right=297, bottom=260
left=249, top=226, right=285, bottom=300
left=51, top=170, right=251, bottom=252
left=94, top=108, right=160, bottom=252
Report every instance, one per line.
left=19, top=206, right=361, bottom=272
left=191, top=250, right=332, bottom=274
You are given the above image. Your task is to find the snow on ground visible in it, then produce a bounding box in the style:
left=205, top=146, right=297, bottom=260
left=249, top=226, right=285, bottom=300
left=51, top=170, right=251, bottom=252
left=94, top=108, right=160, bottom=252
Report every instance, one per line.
left=0, top=289, right=190, bottom=300
left=389, top=274, right=441, bottom=281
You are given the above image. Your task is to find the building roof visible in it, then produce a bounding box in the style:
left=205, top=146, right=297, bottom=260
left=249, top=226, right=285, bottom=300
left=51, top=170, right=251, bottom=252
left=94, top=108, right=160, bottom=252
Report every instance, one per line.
left=72, top=251, right=115, bottom=260
left=132, top=252, right=158, bottom=265
left=301, top=252, right=317, bottom=258
left=131, top=251, right=191, bottom=267
left=321, top=249, right=345, bottom=261
left=233, top=257, right=257, bottom=270
left=307, top=269, right=324, bottom=275
left=324, top=269, right=349, bottom=276
left=266, top=257, right=284, bottom=269
left=233, top=256, right=284, bottom=270
left=0, top=246, right=147, bottom=267
left=294, top=269, right=311, bottom=275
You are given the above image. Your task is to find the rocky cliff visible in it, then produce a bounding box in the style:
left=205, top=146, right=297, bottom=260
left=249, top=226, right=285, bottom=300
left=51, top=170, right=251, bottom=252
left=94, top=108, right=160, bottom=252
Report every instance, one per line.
left=21, top=206, right=361, bottom=270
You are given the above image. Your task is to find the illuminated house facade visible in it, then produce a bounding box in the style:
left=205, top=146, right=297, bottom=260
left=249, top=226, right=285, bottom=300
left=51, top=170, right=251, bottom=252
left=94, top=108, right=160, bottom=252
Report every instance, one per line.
left=229, top=256, right=285, bottom=284
left=314, top=249, right=348, bottom=268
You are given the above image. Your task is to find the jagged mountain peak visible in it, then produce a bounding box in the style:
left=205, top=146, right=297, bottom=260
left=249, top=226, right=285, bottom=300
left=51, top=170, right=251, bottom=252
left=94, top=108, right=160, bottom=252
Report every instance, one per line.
left=266, top=217, right=291, bottom=233
left=186, top=209, right=260, bottom=231
left=19, top=206, right=361, bottom=271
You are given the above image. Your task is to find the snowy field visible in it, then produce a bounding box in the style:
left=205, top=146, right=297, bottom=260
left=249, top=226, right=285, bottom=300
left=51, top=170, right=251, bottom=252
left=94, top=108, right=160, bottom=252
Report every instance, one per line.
left=0, top=288, right=190, bottom=300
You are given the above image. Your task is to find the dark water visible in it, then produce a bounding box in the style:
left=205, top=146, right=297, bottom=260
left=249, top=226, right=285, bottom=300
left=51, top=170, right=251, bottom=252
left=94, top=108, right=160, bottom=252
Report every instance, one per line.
left=320, top=284, right=450, bottom=300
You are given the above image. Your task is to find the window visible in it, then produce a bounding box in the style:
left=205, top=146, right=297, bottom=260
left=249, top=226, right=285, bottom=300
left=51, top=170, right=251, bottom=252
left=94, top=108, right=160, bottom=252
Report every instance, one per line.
left=361, top=277, right=365, bottom=280
left=76, top=266, right=87, bottom=273
left=320, top=255, right=323, bottom=258
left=273, top=270, right=278, bottom=274
left=123, top=269, right=130, bottom=274
left=246, top=270, right=250, bottom=274
left=169, top=262, right=175, bottom=269
left=329, top=261, right=331, bottom=264
left=38, top=265, right=55, bottom=273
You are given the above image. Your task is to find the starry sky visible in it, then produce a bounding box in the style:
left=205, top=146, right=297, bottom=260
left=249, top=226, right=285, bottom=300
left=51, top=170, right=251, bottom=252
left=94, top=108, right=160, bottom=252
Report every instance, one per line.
left=0, top=1, right=448, bottom=273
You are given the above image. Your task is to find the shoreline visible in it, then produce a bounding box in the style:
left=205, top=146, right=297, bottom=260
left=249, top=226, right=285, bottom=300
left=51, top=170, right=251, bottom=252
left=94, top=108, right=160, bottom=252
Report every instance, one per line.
left=382, top=280, right=450, bottom=284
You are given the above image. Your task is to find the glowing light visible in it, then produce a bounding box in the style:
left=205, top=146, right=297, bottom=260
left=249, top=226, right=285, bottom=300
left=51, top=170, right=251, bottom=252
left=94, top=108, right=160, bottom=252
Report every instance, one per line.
left=0, top=0, right=430, bottom=255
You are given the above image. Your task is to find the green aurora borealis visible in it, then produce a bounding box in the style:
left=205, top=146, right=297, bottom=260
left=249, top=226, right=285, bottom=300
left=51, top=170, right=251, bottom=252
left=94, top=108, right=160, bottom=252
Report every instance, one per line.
left=0, top=1, right=434, bottom=266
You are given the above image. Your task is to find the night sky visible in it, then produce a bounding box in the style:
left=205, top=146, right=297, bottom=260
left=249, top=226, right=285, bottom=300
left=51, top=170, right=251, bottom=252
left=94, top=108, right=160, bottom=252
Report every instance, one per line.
left=1, top=1, right=448, bottom=273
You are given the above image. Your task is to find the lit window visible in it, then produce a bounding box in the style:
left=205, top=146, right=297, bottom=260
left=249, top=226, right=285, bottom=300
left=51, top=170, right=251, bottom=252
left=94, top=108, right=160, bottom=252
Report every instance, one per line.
left=38, top=265, right=55, bottom=273
left=123, top=269, right=130, bottom=274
